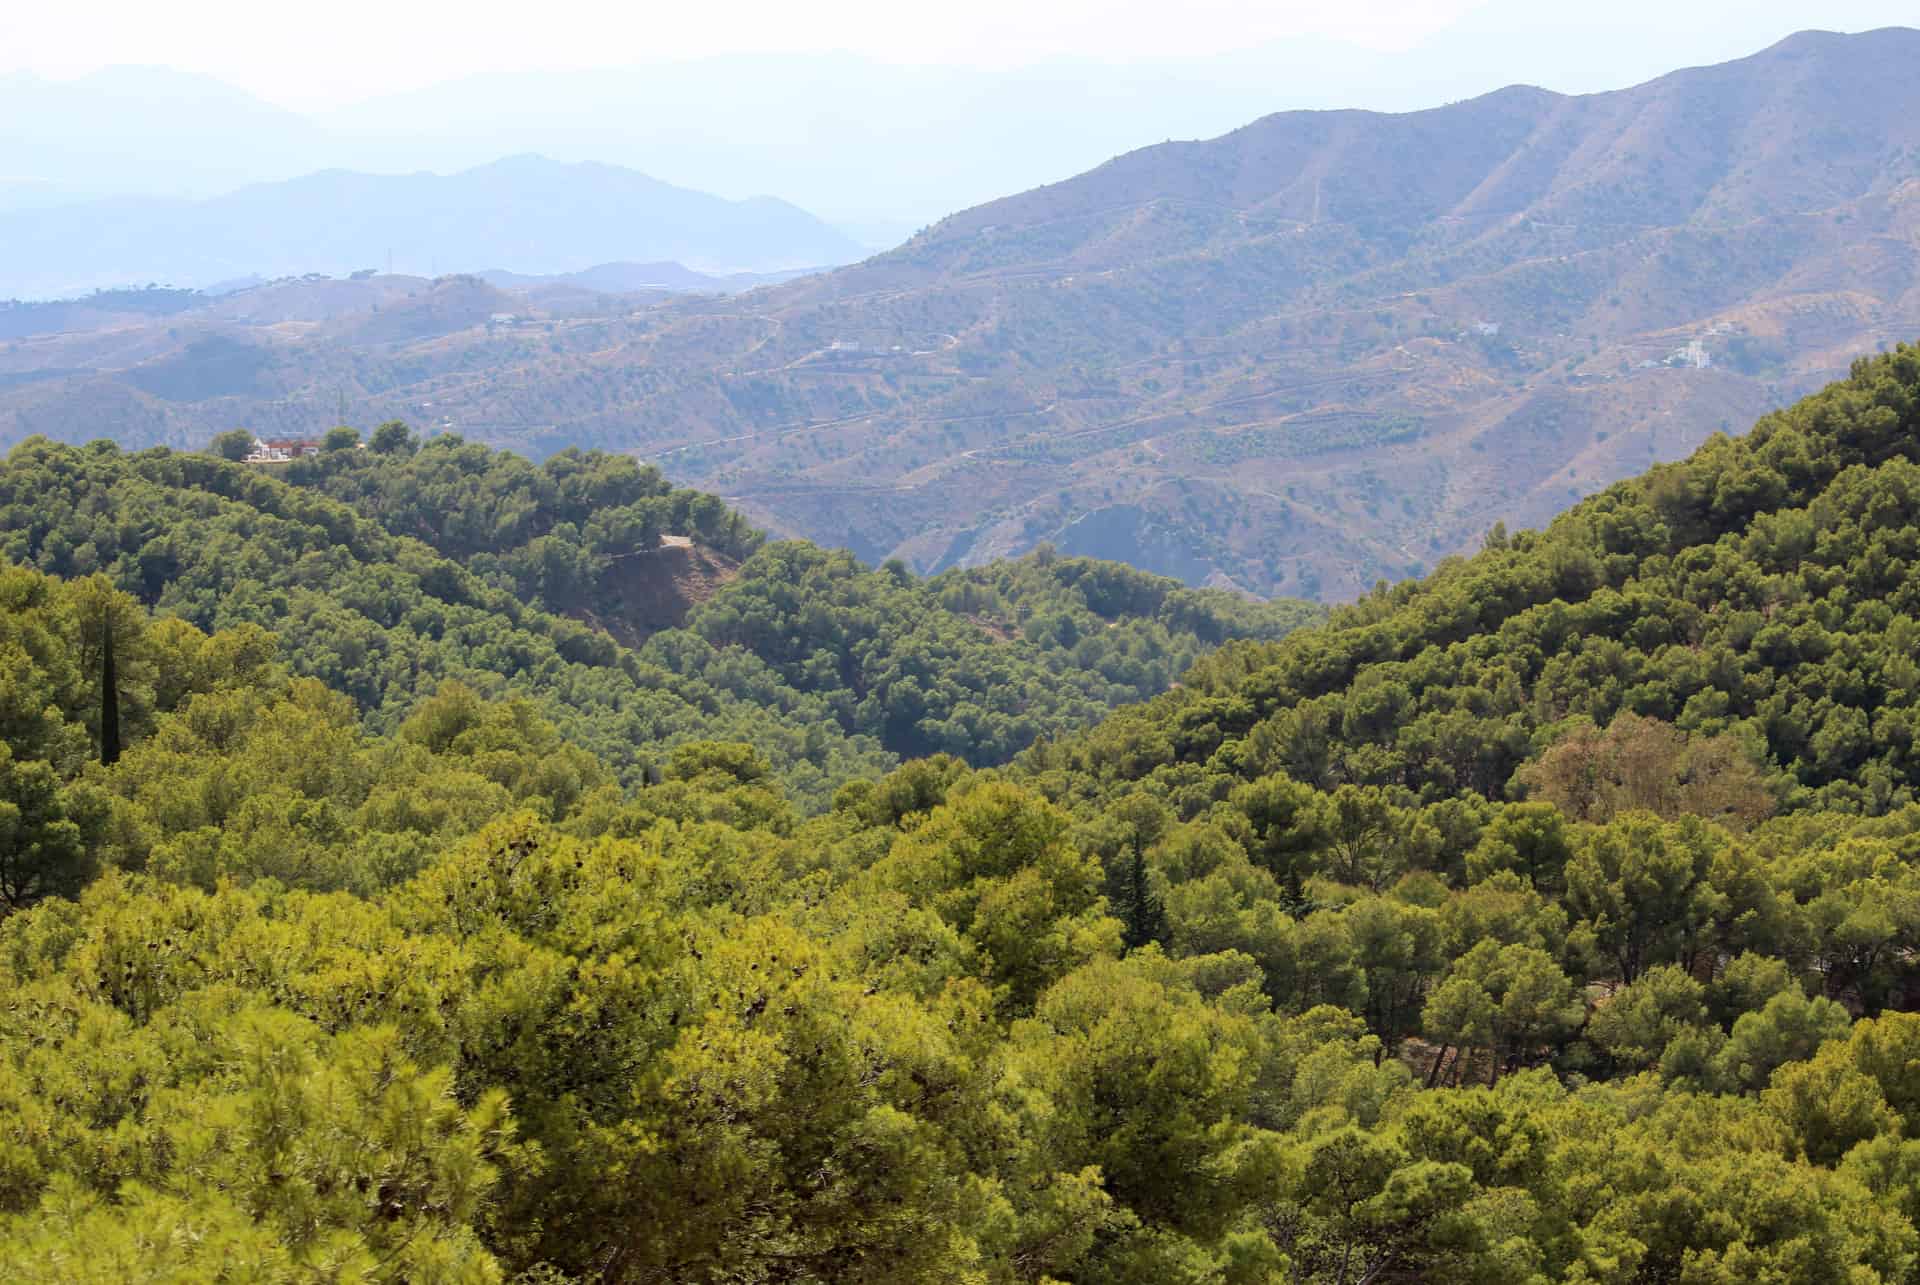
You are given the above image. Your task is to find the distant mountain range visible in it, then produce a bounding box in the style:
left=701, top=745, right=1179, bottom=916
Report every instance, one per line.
left=5, top=29, right=1920, bottom=599
left=622, top=25, right=1920, bottom=596
left=0, top=65, right=324, bottom=210
left=0, top=156, right=865, bottom=298
left=4, top=10, right=1902, bottom=235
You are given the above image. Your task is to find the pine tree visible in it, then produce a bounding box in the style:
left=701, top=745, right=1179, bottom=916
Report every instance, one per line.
left=100, top=610, right=121, bottom=766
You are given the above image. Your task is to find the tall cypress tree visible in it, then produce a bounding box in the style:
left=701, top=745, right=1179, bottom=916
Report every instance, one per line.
left=1117, top=835, right=1166, bottom=952
left=100, top=610, right=121, bottom=767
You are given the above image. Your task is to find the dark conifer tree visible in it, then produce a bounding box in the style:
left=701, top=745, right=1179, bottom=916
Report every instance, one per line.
left=1117, top=836, right=1166, bottom=951
left=1279, top=864, right=1313, bottom=920
left=100, top=610, right=120, bottom=766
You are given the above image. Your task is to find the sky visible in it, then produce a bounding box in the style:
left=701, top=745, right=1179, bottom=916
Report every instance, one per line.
left=4, top=0, right=1916, bottom=112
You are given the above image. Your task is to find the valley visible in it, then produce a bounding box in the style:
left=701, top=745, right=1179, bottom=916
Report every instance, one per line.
left=7, top=30, right=1920, bottom=598
left=12, top=14, right=1920, bottom=1278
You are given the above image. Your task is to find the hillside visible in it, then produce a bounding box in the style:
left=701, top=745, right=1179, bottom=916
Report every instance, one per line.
left=644, top=25, right=1920, bottom=597
left=0, top=155, right=865, bottom=299
left=0, top=431, right=1318, bottom=802
left=1026, top=342, right=1920, bottom=813
left=264, top=431, right=1323, bottom=751
left=9, top=348, right=1920, bottom=1280
left=12, top=30, right=1917, bottom=598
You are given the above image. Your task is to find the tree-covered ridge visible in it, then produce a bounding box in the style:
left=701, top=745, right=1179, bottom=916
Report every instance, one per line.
left=0, top=437, right=888, bottom=806
left=679, top=542, right=1320, bottom=763
left=1029, top=344, right=1920, bottom=815
left=259, top=426, right=1321, bottom=763
left=0, top=431, right=1319, bottom=789
left=0, top=437, right=1320, bottom=802
left=270, top=426, right=763, bottom=606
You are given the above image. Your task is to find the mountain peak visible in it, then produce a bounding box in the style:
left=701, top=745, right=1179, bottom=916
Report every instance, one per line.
left=1760, top=25, right=1920, bottom=54
left=471, top=153, right=569, bottom=173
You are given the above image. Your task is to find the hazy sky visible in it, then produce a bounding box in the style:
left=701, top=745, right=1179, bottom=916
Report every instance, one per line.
left=5, top=0, right=1917, bottom=111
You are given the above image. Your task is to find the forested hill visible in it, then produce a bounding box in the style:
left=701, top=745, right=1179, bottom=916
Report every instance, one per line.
left=0, top=431, right=1319, bottom=801
left=11, top=348, right=1920, bottom=1279
left=1029, top=342, right=1920, bottom=815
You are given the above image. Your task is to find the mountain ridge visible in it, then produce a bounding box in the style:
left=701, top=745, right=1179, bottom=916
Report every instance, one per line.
left=849, top=26, right=1920, bottom=283
left=0, top=155, right=865, bottom=298
left=615, top=25, right=1920, bottom=594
